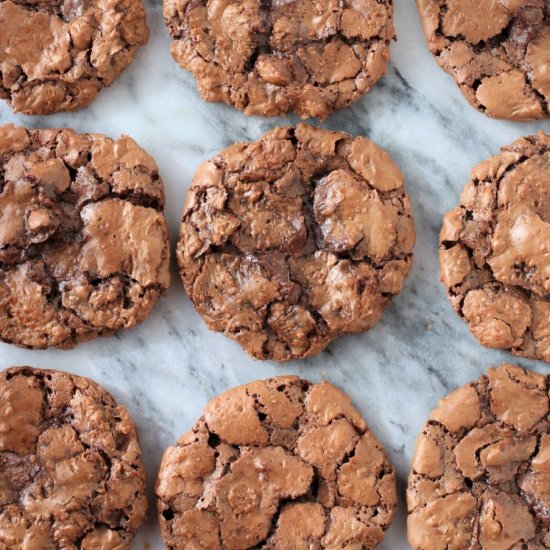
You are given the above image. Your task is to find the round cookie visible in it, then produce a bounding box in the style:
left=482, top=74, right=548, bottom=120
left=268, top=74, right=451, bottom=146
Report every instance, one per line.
left=407, top=364, right=550, bottom=549
left=0, top=0, right=148, bottom=115
left=163, top=0, right=395, bottom=119
left=416, top=0, right=550, bottom=121
left=0, top=366, right=147, bottom=549
left=156, top=376, right=397, bottom=549
left=439, top=131, right=549, bottom=363
left=177, top=124, right=415, bottom=362
left=0, top=124, right=171, bottom=349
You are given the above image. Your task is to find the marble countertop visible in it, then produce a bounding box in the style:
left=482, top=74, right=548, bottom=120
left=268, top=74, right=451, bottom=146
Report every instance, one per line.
left=1, top=1, right=549, bottom=548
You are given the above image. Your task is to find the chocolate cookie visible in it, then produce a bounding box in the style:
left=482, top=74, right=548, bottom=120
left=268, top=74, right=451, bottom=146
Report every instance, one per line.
left=177, top=124, right=415, bottom=362
left=0, top=366, right=147, bottom=549
left=0, top=0, right=148, bottom=115
left=439, top=132, right=549, bottom=363
left=407, top=364, right=550, bottom=548
left=163, top=0, right=395, bottom=119
left=416, top=0, right=550, bottom=121
left=0, top=124, right=170, bottom=349
left=156, top=376, right=397, bottom=549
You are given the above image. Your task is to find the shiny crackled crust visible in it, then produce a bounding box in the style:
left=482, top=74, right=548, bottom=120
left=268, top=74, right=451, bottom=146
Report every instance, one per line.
left=0, top=366, right=147, bottom=549
left=407, top=364, right=550, bottom=549
left=0, top=124, right=171, bottom=350
left=176, top=124, right=415, bottom=362
left=416, top=0, right=550, bottom=121
left=439, top=131, right=549, bottom=363
left=0, top=0, right=148, bottom=115
left=163, top=0, right=395, bottom=119
left=156, top=376, right=397, bottom=550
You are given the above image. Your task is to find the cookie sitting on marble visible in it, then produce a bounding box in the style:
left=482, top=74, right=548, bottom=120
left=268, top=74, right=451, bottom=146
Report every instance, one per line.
left=177, top=124, right=415, bottom=362
left=156, top=376, right=397, bottom=549
left=0, top=365, right=147, bottom=549
left=416, top=0, right=550, bottom=121
left=439, top=131, right=549, bottom=363
left=0, top=124, right=171, bottom=349
left=0, top=0, right=148, bottom=115
left=163, top=0, right=395, bottom=119
left=408, top=363, right=550, bottom=548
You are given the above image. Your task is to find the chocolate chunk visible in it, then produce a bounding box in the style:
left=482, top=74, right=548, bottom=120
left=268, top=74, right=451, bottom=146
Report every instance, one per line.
left=0, top=124, right=171, bottom=350
left=408, top=364, right=550, bottom=549
left=156, top=377, right=397, bottom=549
left=439, top=131, right=550, bottom=363
left=176, top=124, right=415, bottom=362
left=163, top=0, right=395, bottom=119
left=416, top=0, right=550, bottom=120
left=0, top=0, right=148, bottom=114
left=0, top=366, right=147, bottom=549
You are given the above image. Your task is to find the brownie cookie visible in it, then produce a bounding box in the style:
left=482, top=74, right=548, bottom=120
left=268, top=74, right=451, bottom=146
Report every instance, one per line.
left=0, top=366, right=147, bottom=549
left=0, top=0, right=148, bottom=115
left=177, top=124, right=415, bottom=362
left=163, top=0, right=395, bottom=119
left=407, top=364, right=550, bottom=549
left=0, top=124, right=170, bottom=349
left=416, top=0, right=550, bottom=121
left=439, top=132, right=549, bottom=363
left=156, top=376, right=397, bottom=549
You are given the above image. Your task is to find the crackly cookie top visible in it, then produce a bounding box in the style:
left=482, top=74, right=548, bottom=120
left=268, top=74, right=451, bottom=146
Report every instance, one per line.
left=416, top=0, right=550, bottom=121
left=0, top=366, right=147, bottom=549
left=176, top=124, right=415, bottom=362
left=156, top=376, right=397, bottom=550
left=407, top=364, right=550, bottom=549
left=0, top=124, right=170, bottom=350
left=439, top=131, right=549, bottom=363
left=163, top=0, right=395, bottom=119
left=0, top=0, right=148, bottom=115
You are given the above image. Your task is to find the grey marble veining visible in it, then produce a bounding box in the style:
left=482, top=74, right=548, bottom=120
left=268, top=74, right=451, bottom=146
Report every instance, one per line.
left=1, top=1, right=549, bottom=548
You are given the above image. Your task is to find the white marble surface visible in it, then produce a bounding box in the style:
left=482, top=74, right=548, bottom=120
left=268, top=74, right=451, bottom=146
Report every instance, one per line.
left=1, top=1, right=549, bottom=548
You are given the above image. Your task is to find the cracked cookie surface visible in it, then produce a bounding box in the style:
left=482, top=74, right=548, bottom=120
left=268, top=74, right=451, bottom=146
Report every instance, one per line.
left=0, top=365, right=147, bottom=549
left=439, top=131, right=549, bottom=363
left=156, top=376, right=397, bottom=550
left=176, top=124, right=415, bottom=362
left=0, top=124, right=171, bottom=350
left=0, top=0, right=148, bottom=115
left=163, top=0, right=395, bottom=119
left=407, top=364, right=550, bottom=549
left=416, top=0, right=550, bottom=121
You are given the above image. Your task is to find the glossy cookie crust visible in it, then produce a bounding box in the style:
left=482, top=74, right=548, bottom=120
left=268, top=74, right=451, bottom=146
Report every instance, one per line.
left=439, top=131, right=550, bottom=363
left=416, top=0, right=550, bottom=120
left=408, top=364, right=550, bottom=549
left=157, top=376, right=397, bottom=549
left=0, top=366, right=147, bottom=549
left=177, top=124, right=415, bottom=361
left=0, top=124, right=170, bottom=350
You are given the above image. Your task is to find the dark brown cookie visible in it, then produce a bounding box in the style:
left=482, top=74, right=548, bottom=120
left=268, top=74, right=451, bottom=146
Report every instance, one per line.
left=416, top=0, right=550, bottom=121
left=0, top=0, right=148, bottom=115
left=163, top=0, right=395, bottom=119
left=407, top=364, right=550, bottom=549
left=439, top=131, right=549, bottom=363
left=0, top=366, right=147, bottom=549
left=156, top=376, right=397, bottom=549
left=176, top=124, right=415, bottom=362
left=0, top=124, right=171, bottom=350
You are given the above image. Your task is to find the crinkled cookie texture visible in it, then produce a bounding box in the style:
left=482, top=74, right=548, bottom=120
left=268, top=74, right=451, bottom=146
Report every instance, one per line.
left=177, top=124, right=415, bottom=362
left=416, top=0, right=550, bottom=121
left=0, top=0, right=148, bottom=115
left=407, top=364, right=550, bottom=549
left=163, top=0, right=395, bottom=119
left=156, top=376, right=397, bottom=550
left=0, top=366, right=147, bottom=549
left=0, top=124, right=170, bottom=350
left=439, top=131, right=549, bottom=363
